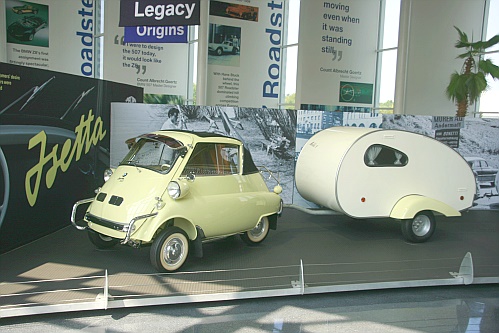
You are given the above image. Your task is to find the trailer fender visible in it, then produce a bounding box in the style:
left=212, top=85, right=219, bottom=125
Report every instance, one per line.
left=390, top=195, right=461, bottom=219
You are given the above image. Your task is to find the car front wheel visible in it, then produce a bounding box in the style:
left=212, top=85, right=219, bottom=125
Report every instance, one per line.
left=401, top=210, right=436, bottom=243
left=240, top=217, right=270, bottom=245
left=87, top=230, right=119, bottom=249
left=150, top=227, right=189, bottom=272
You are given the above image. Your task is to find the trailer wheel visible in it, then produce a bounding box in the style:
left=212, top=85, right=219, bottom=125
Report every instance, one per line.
left=88, top=230, right=119, bottom=249
left=240, top=217, right=269, bottom=245
left=150, top=227, right=189, bottom=272
left=401, top=210, right=436, bottom=243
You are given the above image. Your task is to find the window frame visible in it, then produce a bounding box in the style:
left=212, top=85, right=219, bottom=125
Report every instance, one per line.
left=181, top=142, right=240, bottom=177
left=364, top=144, right=408, bottom=167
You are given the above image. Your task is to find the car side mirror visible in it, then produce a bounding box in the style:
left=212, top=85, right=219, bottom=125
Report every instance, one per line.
left=186, top=173, right=195, bottom=182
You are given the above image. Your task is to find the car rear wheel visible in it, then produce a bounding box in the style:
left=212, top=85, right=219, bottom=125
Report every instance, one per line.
left=401, top=210, right=436, bottom=243
left=87, top=230, right=119, bottom=249
left=240, top=217, right=269, bottom=245
left=150, top=227, right=189, bottom=272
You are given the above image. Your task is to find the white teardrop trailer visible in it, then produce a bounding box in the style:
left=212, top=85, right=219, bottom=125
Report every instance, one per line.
left=294, top=127, right=476, bottom=242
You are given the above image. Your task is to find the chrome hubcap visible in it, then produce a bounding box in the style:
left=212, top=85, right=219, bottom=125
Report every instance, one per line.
left=250, top=220, right=265, bottom=237
left=412, top=215, right=431, bottom=237
left=164, top=237, right=184, bottom=265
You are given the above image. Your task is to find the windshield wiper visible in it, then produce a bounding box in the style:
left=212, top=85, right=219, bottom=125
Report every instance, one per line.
left=121, top=160, right=142, bottom=173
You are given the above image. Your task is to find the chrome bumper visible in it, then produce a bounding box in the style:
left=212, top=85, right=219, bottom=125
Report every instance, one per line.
left=86, top=212, right=158, bottom=244
left=70, top=198, right=157, bottom=244
left=70, top=198, right=94, bottom=230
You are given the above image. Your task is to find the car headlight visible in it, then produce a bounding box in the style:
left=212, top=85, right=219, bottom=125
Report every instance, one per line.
left=167, top=180, right=190, bottom=200
left=167, top=181, right=181, bottom=199
left=104, top=168, right=113, bottom=182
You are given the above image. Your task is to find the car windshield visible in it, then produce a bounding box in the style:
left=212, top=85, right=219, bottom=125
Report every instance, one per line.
left=120, top=135, right=185, bottom=174
left=20, top=17, right=39, bottom=27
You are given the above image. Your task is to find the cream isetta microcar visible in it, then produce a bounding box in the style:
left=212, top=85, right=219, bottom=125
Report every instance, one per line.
left=72, top=131, right=283, bottom=272
left=295, top=127, right=476, bottom=242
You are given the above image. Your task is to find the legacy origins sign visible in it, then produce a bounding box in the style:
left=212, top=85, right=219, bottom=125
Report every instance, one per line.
left=120, top=0, right=200, bottom=26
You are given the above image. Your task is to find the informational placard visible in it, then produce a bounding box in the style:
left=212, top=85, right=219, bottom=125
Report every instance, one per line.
left=119, top=0, right=200, bottom=27
left=431, top=116, right=465, bottom=130
left=2, top=0, right=98, bottom=77
left=124, top=25, right=188, bottom=43
left=103, top=0, right=189, bottom=96
left=435, top=129, right=460, bottom=148
left=296, top=0, right=379, bottom=108
left=206, top=0, right=284, bottom=108
left=431, top=116, right=464, bottom=148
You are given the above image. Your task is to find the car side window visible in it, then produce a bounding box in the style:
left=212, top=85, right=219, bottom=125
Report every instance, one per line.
left=182, top=143, right=240, bottom=176
left=364, top=144, right=408, bottom=167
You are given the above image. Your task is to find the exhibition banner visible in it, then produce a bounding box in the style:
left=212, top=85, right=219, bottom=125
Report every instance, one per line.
left=103, top=0, right=189, bottom=96
left=2, top=0, right=97, bottom=77
left=110, top=103, right=297, bottom=204
left=206, top=0, right=283, bottom=108
left=0, top=62, right=143, bottom=253
left=119, top=0, right=200, bottom=27
left=124, top=25, right=188, bottom=43
left=296, top=0, right=379, bottom=108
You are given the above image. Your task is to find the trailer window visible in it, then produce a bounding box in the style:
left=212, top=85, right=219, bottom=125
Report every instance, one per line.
left=364, top=144, right=408, bottom=167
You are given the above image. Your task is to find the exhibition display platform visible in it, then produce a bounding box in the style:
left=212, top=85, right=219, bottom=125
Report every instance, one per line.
left=1, top=207, right=498, bottom=318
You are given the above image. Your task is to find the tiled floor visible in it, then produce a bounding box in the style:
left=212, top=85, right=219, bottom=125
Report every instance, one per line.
left=1, top=208, right=498, bottom=331
left=1, top=284, right=498, bottom=332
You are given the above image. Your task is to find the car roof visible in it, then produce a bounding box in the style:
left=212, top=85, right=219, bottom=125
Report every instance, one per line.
left=464, top=157, right=485, bottom=162
left=151, top=130, right=242, bottom=144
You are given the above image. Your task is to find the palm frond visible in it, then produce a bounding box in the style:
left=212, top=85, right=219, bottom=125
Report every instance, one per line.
left=447, top=27, right=499, bottom=116
left=453, top=26, right=469, bottom=48
left=483, top=34, right=499, bottom=49
left=446, top=72, right=468, bottom=102
left=478, top=59, right=499, bottom=79
left=466, top=72, right=488, bottom=103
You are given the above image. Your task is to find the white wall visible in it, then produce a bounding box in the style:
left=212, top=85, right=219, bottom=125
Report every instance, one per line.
left=395, top=0, right=486, bottom=116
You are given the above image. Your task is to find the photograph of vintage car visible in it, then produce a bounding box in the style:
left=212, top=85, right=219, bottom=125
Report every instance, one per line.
left=225, top=4, right=258, bottom=21
left=465, top=156, right=498, bottom=187
left=71, top=131, right=283, bottom=272
left=7, top=15, right=47, bottom=41
left=208, top=24, right=241, bottom=66
left=209, top=1, right=259, bottom=22
left=208, top=40, right=239, bottom=56
left=12, top=4, right=38, bottom=14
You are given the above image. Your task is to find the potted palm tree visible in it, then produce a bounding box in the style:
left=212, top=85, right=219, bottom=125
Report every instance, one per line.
left=446, top=26, right=499, bottom=117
